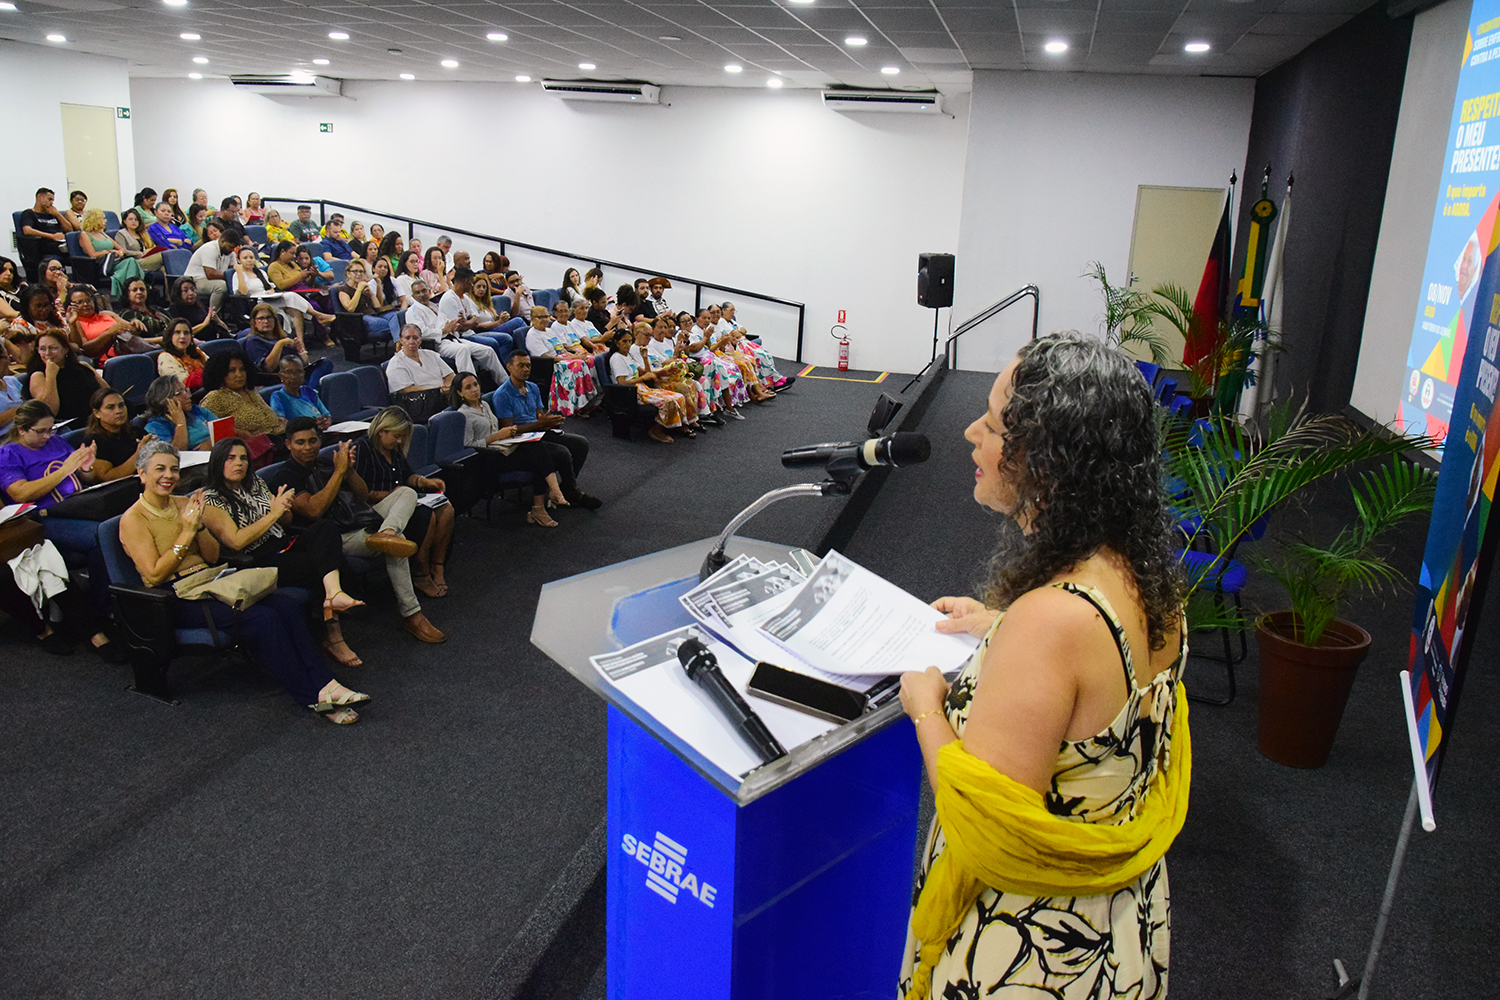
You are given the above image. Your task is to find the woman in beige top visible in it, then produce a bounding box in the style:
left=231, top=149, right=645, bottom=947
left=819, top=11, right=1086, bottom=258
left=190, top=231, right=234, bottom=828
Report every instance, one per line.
left=119, top=440, right=369, bottom=723
left=199, top=350, right=285, bottom=462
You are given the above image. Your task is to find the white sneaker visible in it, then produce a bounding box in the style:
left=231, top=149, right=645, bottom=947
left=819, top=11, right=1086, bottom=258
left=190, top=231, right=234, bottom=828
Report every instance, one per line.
left=729, top=408, right=746, bottom=420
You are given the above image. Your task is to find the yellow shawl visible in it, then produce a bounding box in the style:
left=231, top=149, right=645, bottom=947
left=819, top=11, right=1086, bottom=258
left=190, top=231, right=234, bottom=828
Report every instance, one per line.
left=908, top=684, right=1192, bottom=1000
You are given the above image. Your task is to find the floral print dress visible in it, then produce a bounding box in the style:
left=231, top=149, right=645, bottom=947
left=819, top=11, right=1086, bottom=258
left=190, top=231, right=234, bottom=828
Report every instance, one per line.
left=534, top=326, right=597, bottom=416
left=898, top=582, right=1186, bottom=1000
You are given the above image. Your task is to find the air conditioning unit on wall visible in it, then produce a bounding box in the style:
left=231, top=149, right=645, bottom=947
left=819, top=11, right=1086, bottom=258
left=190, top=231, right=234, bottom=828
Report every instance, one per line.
left=821, top=89, right=942, bottom=114
left=230, top=75, right=343, bottom=98
left=540, top=80, right=661, bottom=103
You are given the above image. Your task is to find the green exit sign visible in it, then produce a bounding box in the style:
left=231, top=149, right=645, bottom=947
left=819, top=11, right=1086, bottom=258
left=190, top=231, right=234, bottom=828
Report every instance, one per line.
left=116, top=107, right=130, bottom=119
left=319, top=122, right=332, bottom=133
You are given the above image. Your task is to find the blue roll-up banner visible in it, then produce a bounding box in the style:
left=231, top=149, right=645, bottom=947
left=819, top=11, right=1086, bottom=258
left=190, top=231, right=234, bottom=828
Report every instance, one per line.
left=1402, top=0, right=1500, bottom=829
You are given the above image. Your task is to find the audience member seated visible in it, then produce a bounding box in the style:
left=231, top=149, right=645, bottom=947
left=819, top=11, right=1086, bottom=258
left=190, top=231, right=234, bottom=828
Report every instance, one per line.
left=647, top=314, right=715, bottom=423
left=417, top=270, right=505, bottom=385
left=132, top=188, right=159, bottom=224
left=262, top=208, right=294, bottom=245
left=287, top=205, right=321, bottom=243
left=447, top=372, right=566, bottom=528
left=646, top=276, right=673, bottom=317
left=420, top=248, right=451, bottom=296
left=492, top=351, right=599, bottom=509
left=61, top=190, right=87, bottom=233
left=525, top=306, right=597, bottom=416
left=560, top=268, right=585, bottom=307
left=702, top=305, right=776, bottom=403
left=480, top=252, right=510, bottom=290
left=297, top=246, right=336, bottom=292
left=632, top=279, right=657, bottom=320
left=0, top=399, right=117, bottom=656
left=185, top=232, right=236, bottom=309
left=337, top=258, right=398, bottom=345
left=157, top=319, right=207, bottom=390
left=716, top=301, right=791, bottom=390
left=503, top=270, right=536, bottom=323
left=119, top=442, right=368, bottom=724
left=147, top=202, right=193, bottom=253
left=233, top=248, right=334, bottom=343
left=320, top=213, right=352, bottom=259
left=354, top=406, right=454, bottom=600
left=346, top=222, right=369, bottom=260
left=83, top=386, right=150, bottom=481
left=393, top=250, right=422, bottom=308
left=584, top=286, right=611, bottom=338
left=143, top=374, right=215, bottom=451
left=12, top=286, right=66, bottom=344
left=0, top=256, right=21, bottom=325
left=363, top=240, right=381, bottom=267
left=0, top=351, right=25, bottom=436
left=38, top=257, right=70, bottom=318
left=169, top=277, right=232, bottom=340
left=66, top=284, right=147, bottom=359
left=242, top=302, right=333, bottom=388
left=27, top=331, right=108, bottom=424
left=18, top=188, right=71, bottom=263
left=268, top=419, right=446, bottom=644
left=200, top=349, right=284, bottom=461
left=243, top=191, right=264, bottom=223
left=378, top=232, right=405, bottom=273
left=385, top=323, right=453, bottom=423
left=553, top=300, right=604, bottom=355
left=183, top=203, right=208, bottom=244
left=75, top=208, right=139, bottom=300
left=681, top=308, right=752, bottom=416
left=608, top=327, right=690, bottom=444
left=200, top=436, right=366, bottom=664
left=111, top=209, right=163, bottom=276
left=270, top=356, right=330, bottom=428
left=368, top=223, right=385, bottom=249
left=118, top=277, right=172, bottom=342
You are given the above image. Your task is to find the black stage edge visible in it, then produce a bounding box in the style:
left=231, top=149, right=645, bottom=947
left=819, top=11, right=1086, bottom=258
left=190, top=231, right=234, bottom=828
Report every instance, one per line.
left=816, top=355, right=949, bottom=557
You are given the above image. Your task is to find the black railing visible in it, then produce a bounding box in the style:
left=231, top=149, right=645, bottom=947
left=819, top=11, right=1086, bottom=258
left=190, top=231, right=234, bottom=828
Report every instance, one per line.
left=945, top=284, right=1040, bottom=368
left=263, top=197, right=807, bottom=361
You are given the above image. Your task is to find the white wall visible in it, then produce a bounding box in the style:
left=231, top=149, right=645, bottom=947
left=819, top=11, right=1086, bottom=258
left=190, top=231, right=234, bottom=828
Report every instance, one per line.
left=1353, top=0, right=1471, bottom=425
left=951, top=71, right=1255, bottom=372
left=128, top=77, right=971, bottom=372
left=0, top=40, right=135, bottom=240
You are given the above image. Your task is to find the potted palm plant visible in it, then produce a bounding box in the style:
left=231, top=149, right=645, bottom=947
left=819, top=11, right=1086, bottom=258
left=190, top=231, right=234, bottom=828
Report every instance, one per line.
left=1253, top=457, right=1436, bottom=767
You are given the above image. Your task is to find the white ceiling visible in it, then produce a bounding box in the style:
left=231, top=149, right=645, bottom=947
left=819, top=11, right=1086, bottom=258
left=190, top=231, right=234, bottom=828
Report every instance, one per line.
left=0, top=0, right=1378, bottom=92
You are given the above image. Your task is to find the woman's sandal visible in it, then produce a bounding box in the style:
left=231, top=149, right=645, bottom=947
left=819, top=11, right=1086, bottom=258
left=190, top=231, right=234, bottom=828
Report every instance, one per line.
left=321, top=638, right=362, bottom=667
left=323, top=707, right=360, bottom=725
left=430, top=561, right=449, bottom=597
left=527, top=508, right=559, bottom=528
left=312, top=684, right=371, bottom=713
left=546, top=490, right=571, bottom=510
left=322, top=590, right=365, bottom=621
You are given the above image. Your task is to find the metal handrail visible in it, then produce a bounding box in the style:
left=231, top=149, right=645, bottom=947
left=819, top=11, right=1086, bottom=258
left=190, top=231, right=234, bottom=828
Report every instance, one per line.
left=263, top=197, right=808, bottom=360
left=946, top=284, right=1040, bottom=368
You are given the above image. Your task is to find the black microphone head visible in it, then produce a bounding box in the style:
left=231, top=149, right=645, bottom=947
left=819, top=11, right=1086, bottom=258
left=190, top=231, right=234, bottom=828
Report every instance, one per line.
left=876, top=432, right=931, bottom=466
left=677, top=637, right=710, bottom=674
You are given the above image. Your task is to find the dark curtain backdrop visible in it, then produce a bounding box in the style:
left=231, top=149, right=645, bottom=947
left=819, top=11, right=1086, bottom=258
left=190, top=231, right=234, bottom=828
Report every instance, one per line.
left=1236, top=3, right=1414, bottom=413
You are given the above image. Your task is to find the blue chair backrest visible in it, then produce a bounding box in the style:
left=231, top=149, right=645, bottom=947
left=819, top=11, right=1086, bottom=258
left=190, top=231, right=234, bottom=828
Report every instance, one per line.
left=162, top=249, right=191, bottom=276
left=99, top=515, right=142, bottom=588
left=1170, top=395, right=1192, bottom=420
left=11, top=211, right=24, bottom=235
left=1156, top=378, right=1176, bottom=406
left=319, top=371, right=361, bottom=422
left=65, top=231, right=84, bottom=257
left=300, top=241, right=327, bottom=258
left=258, top=461, right=284, bottom=483
left=408, top=423, right=431, bottom=468
left=534, top=288, right=558, bottom=310
left=319, top=443, right=340, bottom=461
left=258, top=384, right=278, bottom=403
left=427, top=410, right=467, bottom=462
left=593, top=352, right=611, bottom=390
left=200, top=338, right=240, bottom=358
left=245, top=225, right=268, bottom=244
left=1136, top=360, right=1161, bottom=386
left=104, top=210, right=120, bottom=232
left=61, top=427, right=87, bottom=447
left=352, top=365, right=388, bottom=409
left=481, top=390, right=495, bottom=412
left=103, top=353, right=157, bottom=405
left=329, top=259, right=348, bottom=283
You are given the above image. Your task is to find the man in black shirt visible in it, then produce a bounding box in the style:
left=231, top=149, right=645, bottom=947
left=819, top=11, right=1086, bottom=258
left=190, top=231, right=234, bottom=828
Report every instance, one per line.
left=18, top=188, right=70, bottom=277
left=267, top=418, right=447, bottom=643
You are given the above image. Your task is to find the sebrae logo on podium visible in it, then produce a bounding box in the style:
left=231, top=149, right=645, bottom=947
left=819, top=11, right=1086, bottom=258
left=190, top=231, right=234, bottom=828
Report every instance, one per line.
left=621, top=831, right=718, bottom=908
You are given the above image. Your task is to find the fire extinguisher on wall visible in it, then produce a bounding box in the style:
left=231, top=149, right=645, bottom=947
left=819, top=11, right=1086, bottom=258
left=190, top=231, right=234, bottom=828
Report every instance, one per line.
left=832, top=323, right=850, bottom=371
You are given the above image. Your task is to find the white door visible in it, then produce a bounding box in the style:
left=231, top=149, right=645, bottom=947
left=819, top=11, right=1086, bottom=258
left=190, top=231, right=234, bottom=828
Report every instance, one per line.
left=59, top=104, right=121, bottom=213
left=1125, top=185, right=1226, bottom=362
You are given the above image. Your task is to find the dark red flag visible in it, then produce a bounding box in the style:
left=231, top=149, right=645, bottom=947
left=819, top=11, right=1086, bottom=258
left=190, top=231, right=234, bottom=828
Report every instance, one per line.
left=1184, top=189, right=1234, bottom=370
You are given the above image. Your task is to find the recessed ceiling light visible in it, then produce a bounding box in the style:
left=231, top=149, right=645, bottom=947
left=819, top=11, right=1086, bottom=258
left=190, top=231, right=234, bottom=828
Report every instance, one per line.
left=0, top=3, right=16, bottom=10
left=659, top=35, right=681, bottom=41
left=1044, top=40, right=1068, bottom=54
left=179, top=32, right=199, bottom=40
left=1184, top=41, right=1211, bottom=53
left=880, top=65, right=900, bottom=75
left=441, top=58, right=459, bottom=68
left=725, top=63, right=743, bottom=73
left=845, top=36, right=867, bottom=46
left=162, top=0, right=187, bottom=6
left=46, top=33, right=66, bottom=42
left=400, top=72, right=415, bottom=80
left=788, top=0, right=814, bottom=4
left=516, top=74, right=531, bottom=82
left=192, top=56, right=208, bottom=64
left=328, top=30, right=349, bottom=40
left=767, top=77, right=783, bottom=88
left=579, top=62, right=595, bottom=70
left=313, top=57, right=329, bottom=65
left=486, top=31, right=507, bottom=41
left=189, top=72, right=202, bottom=78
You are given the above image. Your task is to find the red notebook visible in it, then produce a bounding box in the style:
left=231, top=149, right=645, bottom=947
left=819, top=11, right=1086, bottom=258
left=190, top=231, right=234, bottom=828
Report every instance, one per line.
left=209, top=417, right=236, bottom=444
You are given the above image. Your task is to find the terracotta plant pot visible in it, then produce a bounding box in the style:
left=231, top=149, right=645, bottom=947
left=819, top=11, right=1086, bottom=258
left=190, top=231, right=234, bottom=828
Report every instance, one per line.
left=1255, top=612, right=1372, bottom=768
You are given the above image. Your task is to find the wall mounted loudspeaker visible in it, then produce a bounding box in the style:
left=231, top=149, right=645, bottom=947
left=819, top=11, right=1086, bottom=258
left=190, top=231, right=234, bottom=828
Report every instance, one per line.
left=917, top=253, right=954, bottom=309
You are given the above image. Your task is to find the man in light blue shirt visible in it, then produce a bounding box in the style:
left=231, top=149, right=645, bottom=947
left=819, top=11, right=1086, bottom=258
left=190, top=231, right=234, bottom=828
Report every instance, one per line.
left=491, top=352, right=600, bottom=509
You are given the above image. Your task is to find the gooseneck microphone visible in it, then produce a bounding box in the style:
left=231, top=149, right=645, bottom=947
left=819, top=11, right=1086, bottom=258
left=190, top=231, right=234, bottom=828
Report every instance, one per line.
left=781, top=432, right=931, bottom=471
left=677, top=638, right=787, bottom=764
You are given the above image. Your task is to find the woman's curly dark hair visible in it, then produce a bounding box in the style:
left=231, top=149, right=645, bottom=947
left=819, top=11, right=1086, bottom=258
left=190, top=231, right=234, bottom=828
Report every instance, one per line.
left=201, top=347, right=251, bottom=392
left=982, top=331, right=1182, bottom=650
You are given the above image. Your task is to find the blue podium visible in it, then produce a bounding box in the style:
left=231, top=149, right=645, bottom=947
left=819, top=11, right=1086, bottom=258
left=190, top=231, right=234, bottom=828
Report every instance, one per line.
left=532, top=536, right=922, bottom=1000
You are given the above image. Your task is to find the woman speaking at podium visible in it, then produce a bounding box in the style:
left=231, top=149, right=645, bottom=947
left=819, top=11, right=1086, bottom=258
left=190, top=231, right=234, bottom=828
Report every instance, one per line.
left=897, top=332, right=1190, bottom=1000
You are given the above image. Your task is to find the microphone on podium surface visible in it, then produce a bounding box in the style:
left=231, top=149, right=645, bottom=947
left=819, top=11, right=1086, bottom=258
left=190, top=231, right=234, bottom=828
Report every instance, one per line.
left=677, top=637, right=787, bottom=764
left=780, top=432, right=931, bottom=471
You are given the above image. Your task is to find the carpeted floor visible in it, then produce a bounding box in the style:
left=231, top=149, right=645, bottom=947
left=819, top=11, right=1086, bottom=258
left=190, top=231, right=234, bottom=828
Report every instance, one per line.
left=2, top=361, right=1494, bottom=999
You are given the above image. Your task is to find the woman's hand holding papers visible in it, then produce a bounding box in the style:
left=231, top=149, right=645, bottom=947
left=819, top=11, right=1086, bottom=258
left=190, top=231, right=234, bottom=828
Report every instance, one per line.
left=931, top=595, right=1000, bottom=638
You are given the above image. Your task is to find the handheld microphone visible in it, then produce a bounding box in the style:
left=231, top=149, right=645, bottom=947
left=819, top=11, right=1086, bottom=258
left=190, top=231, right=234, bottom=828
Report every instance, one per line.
left=677, top=638, right=787, bottom=764
left=781, top=432, right=931, bottom=471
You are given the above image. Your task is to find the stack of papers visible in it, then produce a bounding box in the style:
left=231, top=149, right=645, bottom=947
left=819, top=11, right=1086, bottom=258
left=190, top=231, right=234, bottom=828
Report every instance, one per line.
left=589, top=549, right=981, bottom=776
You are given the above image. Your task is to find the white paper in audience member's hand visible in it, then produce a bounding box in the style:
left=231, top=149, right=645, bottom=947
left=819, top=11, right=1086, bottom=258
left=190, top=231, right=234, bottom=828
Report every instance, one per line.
left=416, top=492, right=449, bottom=508
left=589, top=625, right=835, bottom=779
left=758, top=550, right=980, bottom=677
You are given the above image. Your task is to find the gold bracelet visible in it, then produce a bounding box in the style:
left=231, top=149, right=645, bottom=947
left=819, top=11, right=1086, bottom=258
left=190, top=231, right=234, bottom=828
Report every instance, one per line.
left=911, top=709, right=944, bottom=726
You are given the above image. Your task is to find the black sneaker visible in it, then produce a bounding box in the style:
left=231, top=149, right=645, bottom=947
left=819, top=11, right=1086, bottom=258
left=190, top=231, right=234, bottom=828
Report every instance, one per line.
left=570, top=492, right=604, bottom=510
left=773, top=375, right=795, bottom=391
